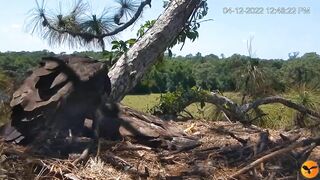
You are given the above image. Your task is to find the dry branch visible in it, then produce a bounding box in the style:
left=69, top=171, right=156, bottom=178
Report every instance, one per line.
left=179, top=92, right=320, bottom=124
left=231, top=136, right=320, bottom=178
left=242, top=96, right=320, bottom=119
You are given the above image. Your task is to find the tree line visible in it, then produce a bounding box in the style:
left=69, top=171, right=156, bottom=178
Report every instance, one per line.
left=0, top=50, right=319, bottom=96
left=134, top=52, right=320, bottom=95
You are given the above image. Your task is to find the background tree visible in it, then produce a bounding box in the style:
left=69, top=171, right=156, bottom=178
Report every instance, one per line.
left=288, top=51, right=300, bottom=60
left=236, top=36, right=273, bottom=104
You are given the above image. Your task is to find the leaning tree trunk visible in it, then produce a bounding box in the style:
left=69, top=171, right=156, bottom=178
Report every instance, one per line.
left=108, top=0, right=201, bottom=102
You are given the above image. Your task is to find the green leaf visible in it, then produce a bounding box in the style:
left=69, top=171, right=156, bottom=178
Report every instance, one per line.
left=111, top=44, right=119, bottom=50
left=126, top=38, right=136, bottom=47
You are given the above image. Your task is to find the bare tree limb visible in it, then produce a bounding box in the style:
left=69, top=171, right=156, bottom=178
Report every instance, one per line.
left=170, top=92, right=320, bottom=124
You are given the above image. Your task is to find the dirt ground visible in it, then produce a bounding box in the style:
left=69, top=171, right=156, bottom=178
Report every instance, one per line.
left=1, top=119, right=319, bottom=180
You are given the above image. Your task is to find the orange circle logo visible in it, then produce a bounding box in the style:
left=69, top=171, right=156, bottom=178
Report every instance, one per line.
left=301, top=160, right=319, bottom=179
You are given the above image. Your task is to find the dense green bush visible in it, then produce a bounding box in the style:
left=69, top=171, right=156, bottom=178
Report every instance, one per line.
left=149, top=86, right=207, bottom=118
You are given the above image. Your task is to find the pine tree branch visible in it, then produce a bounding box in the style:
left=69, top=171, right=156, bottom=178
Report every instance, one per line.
left=39, top=0, right=151, bottom=42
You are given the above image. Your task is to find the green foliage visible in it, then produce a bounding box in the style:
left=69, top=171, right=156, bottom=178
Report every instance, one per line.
left=166, top=0, right=208, bottom=57
left=149, top=86, right=207, bottom=117
left=0, top=71, right=14, bottom=125
left=234, top=37, right=276, bottom=103
left=148, top=89, right=185, bottom=117
left=289, top=84, right=320, bottom=128
left=255, top=103, right=295, bottom=129
left=134, top=59, right=196, bottom=93
left=236, top=57, right=275, bottom=103
left=111, top=39, right=136, bottom=52
left=76, top=38, right=138, bottom=68
left=99, top=38, right=138, bottom=67
left=0, top=50, right=54, bottom=81
left=0, top=51, right=319, bottom=96
left=134, top=52, right=320, bottom=95
left=137, top=20, right=156, bottom=38
left=283, top=53, right=320, bottom=88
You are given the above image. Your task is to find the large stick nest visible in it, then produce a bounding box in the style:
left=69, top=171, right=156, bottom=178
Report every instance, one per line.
left=1, top=120, right=320, bottom=179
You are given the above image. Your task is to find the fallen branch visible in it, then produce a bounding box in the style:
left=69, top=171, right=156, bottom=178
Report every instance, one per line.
left=171, top=92, right=320, bottom=125
left=242, top=96, right=320, bottom=120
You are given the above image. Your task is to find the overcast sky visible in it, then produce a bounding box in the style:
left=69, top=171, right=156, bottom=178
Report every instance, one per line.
left=0, top=0, right=319, bottom=59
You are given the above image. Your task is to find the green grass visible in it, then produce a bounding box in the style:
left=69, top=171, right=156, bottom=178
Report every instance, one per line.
left=121, top=93, right=229, bottom=120
left=121, top=94, right=161, bottom=113
left=255, top=104, right=295, bottom=129
left=121, top=92, right=242, bottom=121
left=121, top=92, right=243, bottom=119
left=121, top=92, right=320, bottom=130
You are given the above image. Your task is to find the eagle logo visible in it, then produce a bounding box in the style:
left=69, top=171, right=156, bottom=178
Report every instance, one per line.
left=301, top=160, right=319, bottom=179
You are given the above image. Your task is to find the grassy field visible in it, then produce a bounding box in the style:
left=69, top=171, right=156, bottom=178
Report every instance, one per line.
left=121, top=94, right=161, bottom=112
left=122, top=92, right=320, bottom=129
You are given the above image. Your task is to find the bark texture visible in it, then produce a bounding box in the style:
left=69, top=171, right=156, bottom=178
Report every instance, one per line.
left=108, top=0, right=201, bottom=102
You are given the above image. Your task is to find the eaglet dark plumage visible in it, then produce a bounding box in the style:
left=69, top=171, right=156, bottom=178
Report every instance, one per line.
left=0, top=55, right=111, bottom=145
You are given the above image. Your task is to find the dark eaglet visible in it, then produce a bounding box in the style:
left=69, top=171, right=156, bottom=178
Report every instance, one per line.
left=0, top=55, right=113, bottom=149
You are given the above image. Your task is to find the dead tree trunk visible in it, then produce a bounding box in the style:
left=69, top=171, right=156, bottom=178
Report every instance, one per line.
left=108, top=0, right=201, bottom=102
left=209, top=94, right=320, bottom=123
